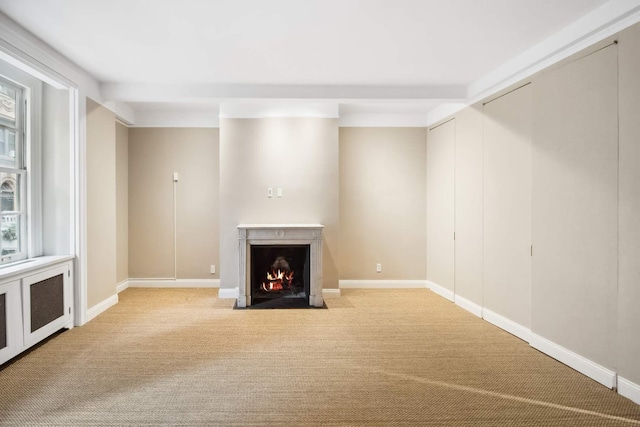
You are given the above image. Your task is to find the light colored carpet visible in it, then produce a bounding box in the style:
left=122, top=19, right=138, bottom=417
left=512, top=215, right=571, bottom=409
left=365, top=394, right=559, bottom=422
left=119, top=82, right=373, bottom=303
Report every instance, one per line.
left=1, top=288, right=639, bottom=426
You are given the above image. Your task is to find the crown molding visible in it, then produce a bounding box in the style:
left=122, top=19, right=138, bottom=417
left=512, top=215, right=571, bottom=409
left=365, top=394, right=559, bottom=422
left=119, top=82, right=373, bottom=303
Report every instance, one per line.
left=467, top=0, right=640, bottom=105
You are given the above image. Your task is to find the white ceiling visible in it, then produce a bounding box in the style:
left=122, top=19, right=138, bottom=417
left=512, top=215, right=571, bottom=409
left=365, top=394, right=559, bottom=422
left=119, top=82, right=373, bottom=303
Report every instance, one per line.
left=0, top=0, right=632, bottom=124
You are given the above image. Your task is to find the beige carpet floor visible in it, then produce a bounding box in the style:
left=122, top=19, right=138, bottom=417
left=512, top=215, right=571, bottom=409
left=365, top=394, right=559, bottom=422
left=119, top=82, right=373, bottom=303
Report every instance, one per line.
left=1, top=288, right=639, bottom=426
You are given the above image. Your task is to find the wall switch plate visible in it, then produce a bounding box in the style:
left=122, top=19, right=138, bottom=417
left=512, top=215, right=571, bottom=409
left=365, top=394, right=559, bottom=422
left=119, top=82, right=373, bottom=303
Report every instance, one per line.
left=277, top=188, right=283, bottom=198
left=173, top=172, right=179, bottom=182
left=210, top=265, right=216, bottom=274
left=267, top=188, right=273, bottom=198
left=376, top=263, right=382, bottom=273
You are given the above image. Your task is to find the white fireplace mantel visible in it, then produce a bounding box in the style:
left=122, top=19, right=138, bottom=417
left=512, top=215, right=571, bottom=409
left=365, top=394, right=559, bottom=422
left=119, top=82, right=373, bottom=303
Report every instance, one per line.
left=237, top=224, right=324, bottom=308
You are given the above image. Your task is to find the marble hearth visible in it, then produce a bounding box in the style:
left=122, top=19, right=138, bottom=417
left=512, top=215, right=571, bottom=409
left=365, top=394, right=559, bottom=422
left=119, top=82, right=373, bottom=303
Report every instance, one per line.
left=237, top=224, right=324, bottom=308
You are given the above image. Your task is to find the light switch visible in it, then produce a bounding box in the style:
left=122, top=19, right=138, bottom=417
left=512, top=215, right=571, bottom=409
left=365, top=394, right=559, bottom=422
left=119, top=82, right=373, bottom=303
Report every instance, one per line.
left=267, top=188, right=273, bottom=198
left=277, top=188, right=283, bottom=198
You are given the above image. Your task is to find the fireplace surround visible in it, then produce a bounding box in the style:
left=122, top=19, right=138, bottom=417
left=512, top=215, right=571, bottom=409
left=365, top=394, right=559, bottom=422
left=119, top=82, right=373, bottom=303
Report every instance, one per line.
left=237, top=224, right=323, bottom=308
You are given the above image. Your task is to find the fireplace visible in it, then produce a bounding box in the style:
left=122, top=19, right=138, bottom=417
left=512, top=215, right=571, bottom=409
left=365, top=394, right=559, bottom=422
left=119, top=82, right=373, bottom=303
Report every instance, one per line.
left=237, top=224, right=324, bottom=308
left=250, top=245, right=310, bottom=305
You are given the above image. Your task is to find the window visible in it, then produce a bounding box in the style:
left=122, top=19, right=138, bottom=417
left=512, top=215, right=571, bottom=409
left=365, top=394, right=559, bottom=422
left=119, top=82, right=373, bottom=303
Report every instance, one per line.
left=0, top=78, right=26, bottom=264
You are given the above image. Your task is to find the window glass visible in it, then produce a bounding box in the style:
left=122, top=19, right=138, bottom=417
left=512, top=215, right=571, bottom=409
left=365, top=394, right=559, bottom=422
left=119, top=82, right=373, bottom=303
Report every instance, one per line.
left=0, top=173, right=19, bottom=212
left=0, top=85, right=16, bottom=124
left=0, top=128, right=17, bottom=168
left=0, top=77, right=25, bottom=264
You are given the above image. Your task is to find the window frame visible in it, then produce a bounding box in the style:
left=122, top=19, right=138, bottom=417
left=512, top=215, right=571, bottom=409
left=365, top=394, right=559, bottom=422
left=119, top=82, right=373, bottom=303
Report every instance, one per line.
left=0, top=64, right=43, bottom=267
left=0, top=77, right=26, bottom=264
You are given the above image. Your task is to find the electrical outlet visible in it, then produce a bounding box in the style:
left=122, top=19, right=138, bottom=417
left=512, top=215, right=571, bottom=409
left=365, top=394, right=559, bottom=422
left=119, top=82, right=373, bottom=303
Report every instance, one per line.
left=376, top=263, right=382, bottom=273
left=210, top=265, right=216, bottom=274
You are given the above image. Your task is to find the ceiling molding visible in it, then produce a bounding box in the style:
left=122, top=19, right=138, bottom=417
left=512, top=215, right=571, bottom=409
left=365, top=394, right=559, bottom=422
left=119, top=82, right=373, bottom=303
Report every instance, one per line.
left=101, top=101, right=135, bottom=125
left=426, top=103, right=468, bottom=127
left=100, top=82, right=467, bottom=103
left=467, top=0, right=640, bottom=103
left=95, top=0, right=640, bottom=127
left=131, top=109, right=219, bottom=128
left=338, top=113, right=429, bottom=128
left=219, top=102, right=338, bottom=119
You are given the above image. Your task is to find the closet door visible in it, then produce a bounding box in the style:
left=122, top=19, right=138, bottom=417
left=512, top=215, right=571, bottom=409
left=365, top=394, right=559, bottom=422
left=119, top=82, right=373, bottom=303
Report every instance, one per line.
left=454, top=106, right=484, bottom=311
left=426, top=119, right=455, bottom=300
left=618, top=23, right=640, bottom=391
left=532, top=44, right=618, bottom=373
left=483, top=84, right=532, bottom=334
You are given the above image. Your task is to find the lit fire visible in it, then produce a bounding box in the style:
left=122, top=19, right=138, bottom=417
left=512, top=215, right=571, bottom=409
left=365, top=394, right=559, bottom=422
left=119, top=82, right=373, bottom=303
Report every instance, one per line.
left=261, top=269, right=294, bottom=292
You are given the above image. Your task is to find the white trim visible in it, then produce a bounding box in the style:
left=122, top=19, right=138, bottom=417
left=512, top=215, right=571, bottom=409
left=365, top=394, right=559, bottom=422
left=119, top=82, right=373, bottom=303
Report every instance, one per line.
left=338, top=113, right=430, bottom=127
left=0, top=255, right=74, bottom=281
left=115, top=279, right=129, bottom=293
left=322, top=288, right=341, bottom=298
left=482, top=308, right=531, bottom=342
left=340, top=280, right=428, bottom=289
left=75, top=92, right=87, bottom=326
left=427, top=280, right=455, bottom=301
left=100, top=83, right=465, bottom=103
left=529, top=333, right=617, bottom=389
left=85, top=293, right=118, bottom=323
left=131, top=109, right=219, bottom=128
left=426, top=103, right=469, bottom=127
left=218, top=287, right=239, bottom=299
left=454, top=294, right=483, bottom=318
left=100, top=101, right=135, bottom=125
left=127, top=279, right=220, bottom=288
left=618, top=376, right=640, bottom=405
left=220, top=101, right=338, bottom=119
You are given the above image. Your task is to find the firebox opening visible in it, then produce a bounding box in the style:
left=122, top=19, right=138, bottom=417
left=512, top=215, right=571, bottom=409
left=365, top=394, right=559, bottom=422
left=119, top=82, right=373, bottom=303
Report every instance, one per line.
left=250, top=244, right=310, bottom=306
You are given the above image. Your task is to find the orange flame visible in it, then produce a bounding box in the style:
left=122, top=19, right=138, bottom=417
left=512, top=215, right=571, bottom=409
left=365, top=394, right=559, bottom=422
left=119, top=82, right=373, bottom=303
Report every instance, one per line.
left=261, top=269, right=294, bottom=292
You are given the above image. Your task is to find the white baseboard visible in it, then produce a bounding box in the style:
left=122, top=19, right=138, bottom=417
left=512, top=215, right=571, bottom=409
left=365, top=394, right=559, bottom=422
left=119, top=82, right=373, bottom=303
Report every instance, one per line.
left=127, top=278, right=220, bottom=288
left=482, top=308, right=531, bottom=342
left=529, top=333, right=616, bottom=389
left=454, top=295, right=483, bottom=318
left=86, top=294, right=118, bottom=323
left=427, top=280, right=454, bottom=301
left=618, top=376, right=640, bottom=405
left=218, top=287, right=239, bottom=299
left=322, top=288, right=341, bottom=298
left=116, top=279, right=129, bottom=293
left=339, top=280, right=428, bottom=289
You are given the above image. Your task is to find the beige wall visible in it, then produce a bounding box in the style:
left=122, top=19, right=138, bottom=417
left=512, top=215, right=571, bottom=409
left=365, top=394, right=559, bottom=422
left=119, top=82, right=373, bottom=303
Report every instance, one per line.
left=453, top=105, right=483, bottom=305
left=531, top=44, right=618, bottom=370
left=339, top=128, right=426, bottom=280
left=115, top=122, right=129, bottom=283
left=426, top=120, right=455, bottom=293
left=219, top=118, right=339, bottom=290
left=86, top=98, right=117, bottom=308
left=617, top=25, right=640, bottom=386
left=425, top=24, right=640, bottom=396
left=128, top=128, right=219, bottom=279
left=483, top=84, right=532, bottom=328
